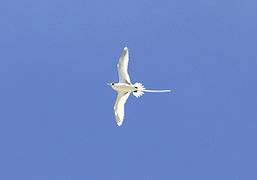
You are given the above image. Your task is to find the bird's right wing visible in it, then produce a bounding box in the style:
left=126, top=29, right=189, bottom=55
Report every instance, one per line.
left=117, top=47, right=131, bottom=84
left=114, top=92, right=131, bottom=126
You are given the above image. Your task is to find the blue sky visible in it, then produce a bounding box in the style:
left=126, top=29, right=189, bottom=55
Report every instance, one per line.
left=0, top=0, right=256, bottom=179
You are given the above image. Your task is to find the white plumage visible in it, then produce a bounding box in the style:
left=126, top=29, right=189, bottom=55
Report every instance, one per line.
left=107, top=47, right=171, bottom=126
left=117, top=47, right=131, bottom=84
left=114, top=92, right=130, bottom=126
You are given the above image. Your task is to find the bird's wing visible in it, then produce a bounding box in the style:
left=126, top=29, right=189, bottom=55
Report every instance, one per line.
left=114, top=92, right=131, bottom=126
left=117, top=47, right=131, bottom=84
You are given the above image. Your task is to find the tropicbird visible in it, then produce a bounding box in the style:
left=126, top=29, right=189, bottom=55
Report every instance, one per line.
left=107, top=47, right=171, bottom=126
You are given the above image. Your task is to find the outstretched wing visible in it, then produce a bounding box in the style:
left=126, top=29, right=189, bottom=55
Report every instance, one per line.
left=114, top=92, right=131, bottom=126
left=117, top=47, right=131, bottom=84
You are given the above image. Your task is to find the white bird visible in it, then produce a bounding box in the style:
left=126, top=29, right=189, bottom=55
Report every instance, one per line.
left=107, top=47, right=171, bottom=126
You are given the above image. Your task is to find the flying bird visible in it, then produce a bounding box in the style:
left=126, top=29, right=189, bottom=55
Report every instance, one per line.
left=107, top=47, right=171, bottom=126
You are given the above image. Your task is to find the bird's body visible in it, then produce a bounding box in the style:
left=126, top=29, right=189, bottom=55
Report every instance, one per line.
left=108, top=47, right=171, bottom=126
left=111, top=83, right=137, bottom=93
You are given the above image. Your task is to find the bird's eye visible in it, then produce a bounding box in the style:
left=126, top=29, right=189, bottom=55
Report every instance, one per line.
left=111, top=83, right=114, bottom=85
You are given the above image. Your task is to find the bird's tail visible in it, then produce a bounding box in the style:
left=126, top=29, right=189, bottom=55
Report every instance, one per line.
left=133, top=83, right=145, bottom=98
left=133, top=82, right=171, bottom=98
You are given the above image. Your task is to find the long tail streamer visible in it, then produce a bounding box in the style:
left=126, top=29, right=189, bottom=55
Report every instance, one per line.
left=133, top=82, right=171, bottom=98
left=142, top=89, right=171, bottom=93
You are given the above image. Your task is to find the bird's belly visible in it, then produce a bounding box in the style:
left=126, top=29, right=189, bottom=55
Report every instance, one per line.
left=114, top=84, right=136, bottom=92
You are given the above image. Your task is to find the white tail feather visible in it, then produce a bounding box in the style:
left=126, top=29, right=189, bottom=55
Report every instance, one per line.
left=133, top=83, right=145, bottom=98
left=133, top=82, right=171, bottom=98
left=143, top=89, right=171, bottom=92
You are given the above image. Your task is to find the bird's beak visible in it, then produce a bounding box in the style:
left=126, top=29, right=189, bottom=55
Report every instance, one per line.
left=107, top=83, right=111, bottom=86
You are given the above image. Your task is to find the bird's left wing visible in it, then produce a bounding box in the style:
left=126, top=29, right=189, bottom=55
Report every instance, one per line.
left=114, top=92, right=131, bottom=126
left=117, top=47, right=131, bottom=84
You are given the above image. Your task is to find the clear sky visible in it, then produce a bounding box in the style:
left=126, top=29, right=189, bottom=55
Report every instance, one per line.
left=0, top=0, right=256, bottom=179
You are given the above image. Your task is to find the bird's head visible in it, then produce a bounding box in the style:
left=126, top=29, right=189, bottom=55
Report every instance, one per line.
left=107, top=83, right=115, bottom=87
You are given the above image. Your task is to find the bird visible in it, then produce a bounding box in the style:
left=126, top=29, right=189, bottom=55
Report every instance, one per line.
left=107, top=47, right=171, bottom=126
